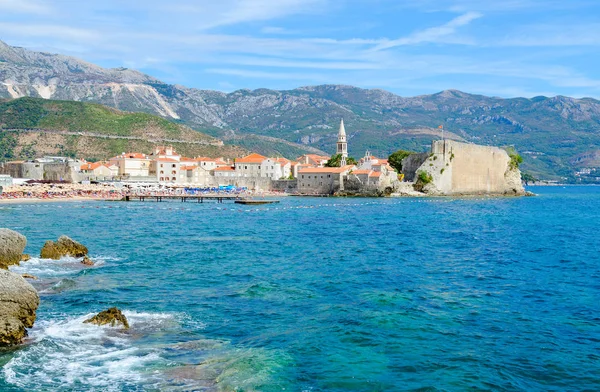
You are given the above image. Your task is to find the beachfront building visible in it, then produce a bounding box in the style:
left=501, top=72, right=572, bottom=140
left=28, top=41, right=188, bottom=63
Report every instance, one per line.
left=80, top=161, right=119, bottom=180
left=213, top=166, right=237, bottom=181
left=179, top=165, right=214, bottom=186
left=155, top=157, right=180, bottom=183
left=261, top=157, right=292, bottom=179
left=297, top=165, right=355, bottom=194
left=234, top=153, right=266, bottom=177
left=109, top=153, right=152, bottom=177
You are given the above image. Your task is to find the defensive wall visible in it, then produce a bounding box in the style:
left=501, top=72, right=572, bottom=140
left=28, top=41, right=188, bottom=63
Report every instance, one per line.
left=417, top=140, right=524, bottom=196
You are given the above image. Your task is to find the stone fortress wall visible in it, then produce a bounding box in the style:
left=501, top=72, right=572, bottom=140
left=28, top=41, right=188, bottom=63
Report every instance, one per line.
left=416, top=140, right=524, bottom=196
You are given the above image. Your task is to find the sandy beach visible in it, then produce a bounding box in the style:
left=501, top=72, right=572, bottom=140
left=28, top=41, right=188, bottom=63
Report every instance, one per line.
left=0, top=183, right=123, bottom=203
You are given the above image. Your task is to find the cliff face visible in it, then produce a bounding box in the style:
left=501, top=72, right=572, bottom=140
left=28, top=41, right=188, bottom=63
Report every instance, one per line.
left=416, top=140, right=525, bottom=196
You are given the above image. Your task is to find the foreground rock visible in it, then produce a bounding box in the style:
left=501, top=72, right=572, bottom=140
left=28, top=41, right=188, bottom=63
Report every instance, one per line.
left=0, top=229, right=27, bottom=269
left=84, top=307, right=129, bottom=329
left=40, top=236, right=88, bottom=259
left=0, top=270, right=40, bottom=346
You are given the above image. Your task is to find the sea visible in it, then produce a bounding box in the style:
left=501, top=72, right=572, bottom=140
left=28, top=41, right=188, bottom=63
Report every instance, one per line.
left=0, top=186, right=599, bottom=391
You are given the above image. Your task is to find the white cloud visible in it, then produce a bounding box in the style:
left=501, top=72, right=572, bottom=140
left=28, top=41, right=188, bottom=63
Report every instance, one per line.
left=210, top=0, right=324, bottom=28
left=0, top=0, right=50, bottom=14
left=0, top=23, right=99, bottom=42
left=373, top=11, right=482, bottom=51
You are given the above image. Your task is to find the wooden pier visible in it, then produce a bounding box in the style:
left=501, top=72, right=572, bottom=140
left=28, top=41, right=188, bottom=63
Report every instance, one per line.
left=122, top=194, right=242, bottom=203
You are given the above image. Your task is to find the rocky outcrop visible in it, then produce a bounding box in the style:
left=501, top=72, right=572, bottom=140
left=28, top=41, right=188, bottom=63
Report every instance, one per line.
left=0, top=269, right=40, bottom=346
left=401, top=152, right=429, bottom=182
left=415, top=140, right=525, bottom=196
left=40, top=236, right=88, bottom=259
left=84, top=308, right=129, bottom=329
left=81, top=256, right=94, bottom=266
left=0, top=228, right=27, bottom=269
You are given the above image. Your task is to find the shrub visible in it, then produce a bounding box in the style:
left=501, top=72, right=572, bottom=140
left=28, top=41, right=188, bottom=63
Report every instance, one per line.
left=509, top=152, right=523, bottom=170
left=417, top=171, right=433, bottom=185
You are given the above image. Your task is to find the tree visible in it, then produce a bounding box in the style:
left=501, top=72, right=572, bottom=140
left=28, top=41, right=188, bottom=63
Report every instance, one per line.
left=521, top=172, right=537, bottom=185
left=325, top=153, right=357, bottom=167
left=388, top=150, right=414, bottom=173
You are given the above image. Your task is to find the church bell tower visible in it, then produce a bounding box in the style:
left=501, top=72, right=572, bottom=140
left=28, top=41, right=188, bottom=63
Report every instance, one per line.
left=337, top=119, right=348, bottom=166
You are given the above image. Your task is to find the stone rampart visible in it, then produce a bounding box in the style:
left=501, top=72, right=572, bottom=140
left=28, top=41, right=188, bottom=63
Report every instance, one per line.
left=417, top=140, right=524, bottom=196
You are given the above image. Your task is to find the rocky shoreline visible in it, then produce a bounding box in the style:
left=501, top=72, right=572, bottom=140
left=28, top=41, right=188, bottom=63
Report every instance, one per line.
left=0, top=228, right=124, bottom=347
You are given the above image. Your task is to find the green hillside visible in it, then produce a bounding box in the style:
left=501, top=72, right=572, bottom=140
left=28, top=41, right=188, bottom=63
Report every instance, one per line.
left=0, top=97, right=245, bottom=161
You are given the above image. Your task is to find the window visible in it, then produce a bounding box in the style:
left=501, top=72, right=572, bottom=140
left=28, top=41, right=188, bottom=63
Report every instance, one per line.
left=245, top=166, right=248, bottom=169
left=160, top=164, right=164, bottom=168
left=328, top=174, right=331, bottom=178
left=172, top=164, right=176, bottom=168
left=321, top=175, right=323, bottom=179
left=302, top=175, right=304, bottom=179
left=160, top=170, right=164, bottom=174
left=172, top=171, right=176, bottom=174
left=172, top=177, right=176, bottom=180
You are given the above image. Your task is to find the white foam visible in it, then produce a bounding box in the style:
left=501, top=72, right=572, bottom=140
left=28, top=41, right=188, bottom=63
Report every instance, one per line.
left=9, top=255, right=115, bottom=278
left=3, top=311, right=174, bottom=391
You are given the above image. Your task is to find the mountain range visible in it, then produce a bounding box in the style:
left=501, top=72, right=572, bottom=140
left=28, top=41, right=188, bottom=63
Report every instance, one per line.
left=2, top=39, right=600, bottom=181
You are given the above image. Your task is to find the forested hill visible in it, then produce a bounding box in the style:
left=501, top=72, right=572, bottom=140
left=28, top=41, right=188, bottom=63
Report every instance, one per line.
left=0, top=97, right=245, bottom=161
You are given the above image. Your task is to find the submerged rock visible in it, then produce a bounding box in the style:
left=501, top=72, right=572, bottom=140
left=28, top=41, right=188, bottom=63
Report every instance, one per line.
left=84, top=307, right=129, bottom=329
left=81, top=256, right=94, bottom=266
left=0, top=269, right=40, bottom=346
left=21, top=254, right=31, bottom=262
left=0, top=228, right=27, bottom=269
left=40, top=236, right=88, bottom=260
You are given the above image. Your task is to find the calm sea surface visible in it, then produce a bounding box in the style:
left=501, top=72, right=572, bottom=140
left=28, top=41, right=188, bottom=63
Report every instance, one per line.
left=0, top=186, right=599, bottom=391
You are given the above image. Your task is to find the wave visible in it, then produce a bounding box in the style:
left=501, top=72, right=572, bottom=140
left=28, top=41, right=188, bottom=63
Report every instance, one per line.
left=9, top=255, right=116, bottom=279
left=3, top=311, right=177, bottom=391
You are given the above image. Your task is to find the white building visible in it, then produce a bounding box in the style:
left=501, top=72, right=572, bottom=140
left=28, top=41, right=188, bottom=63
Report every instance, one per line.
left=109, top=153, right=151, bottom=177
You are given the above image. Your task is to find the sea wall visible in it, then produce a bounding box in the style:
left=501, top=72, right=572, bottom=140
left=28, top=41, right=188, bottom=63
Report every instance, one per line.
left=416, top=140, right=525, bottom=196
left=214, top=176, right=273, bottom=191
left=271, top=179, right=298, bottom=192
left=0, top=162, right=80, bottom=182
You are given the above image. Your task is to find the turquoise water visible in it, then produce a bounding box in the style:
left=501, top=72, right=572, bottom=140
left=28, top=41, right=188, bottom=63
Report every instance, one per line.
left=0, top=187, right=599, bottom=391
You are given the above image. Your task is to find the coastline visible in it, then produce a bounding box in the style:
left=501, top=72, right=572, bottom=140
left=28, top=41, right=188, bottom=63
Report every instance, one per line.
left=0, top=197, right=117, bottom=204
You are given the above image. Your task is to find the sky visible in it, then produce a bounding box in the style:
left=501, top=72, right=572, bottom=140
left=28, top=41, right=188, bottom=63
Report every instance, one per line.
left=1, top=0, right=600, bottom=98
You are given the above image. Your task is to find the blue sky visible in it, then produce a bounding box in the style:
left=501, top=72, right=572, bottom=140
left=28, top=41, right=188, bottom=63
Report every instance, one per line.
left=1, top=0, right=600, bottom=98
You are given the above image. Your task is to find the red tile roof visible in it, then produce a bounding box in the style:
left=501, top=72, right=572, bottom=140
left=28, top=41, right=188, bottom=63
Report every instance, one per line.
left=214, top=166, right=235, bottom=171
left=235, top=153, right=266, bottom=164
left=122, top=153, right=147, bottom=159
